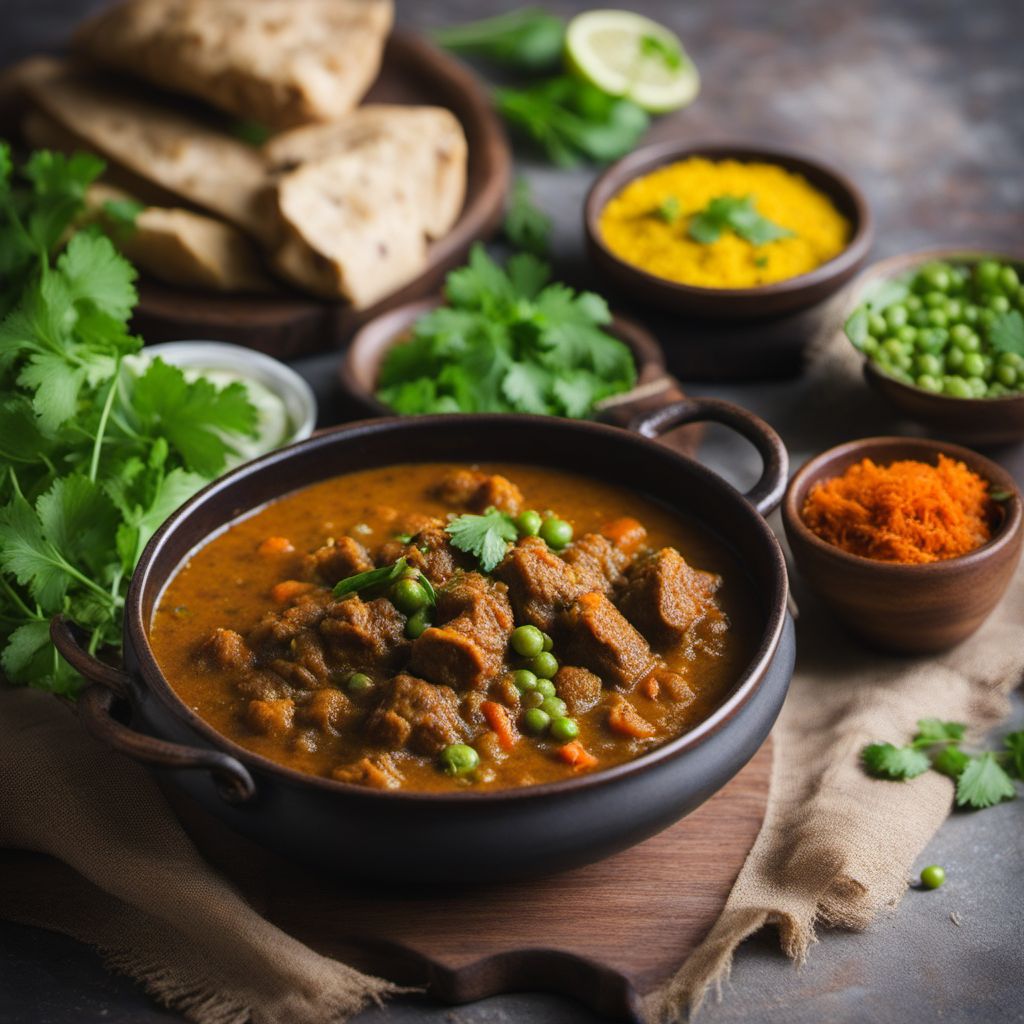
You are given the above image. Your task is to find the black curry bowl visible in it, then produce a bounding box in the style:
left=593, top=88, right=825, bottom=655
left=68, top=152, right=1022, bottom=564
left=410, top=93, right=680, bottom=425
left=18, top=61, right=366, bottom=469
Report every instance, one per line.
left=55, top=402, right=794, bottom=883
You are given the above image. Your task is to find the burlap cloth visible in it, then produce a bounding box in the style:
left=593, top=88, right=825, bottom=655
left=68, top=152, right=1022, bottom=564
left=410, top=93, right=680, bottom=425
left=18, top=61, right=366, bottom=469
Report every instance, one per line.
left=1, top=338, right=1021, bottom=1023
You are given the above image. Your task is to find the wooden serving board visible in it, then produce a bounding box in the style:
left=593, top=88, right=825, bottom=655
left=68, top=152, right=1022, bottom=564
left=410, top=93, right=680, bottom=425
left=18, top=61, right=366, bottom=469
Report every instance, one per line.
left=131, top=30, right=511, bottom=360
left=169, top=738, right=772, bottom=1022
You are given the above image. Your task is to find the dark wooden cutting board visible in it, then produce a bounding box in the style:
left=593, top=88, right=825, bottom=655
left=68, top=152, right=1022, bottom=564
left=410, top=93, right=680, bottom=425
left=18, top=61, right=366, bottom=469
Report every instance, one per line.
left=131, top=30, right=511, bottom=360
left=169, top=738, right=772, bottom=1022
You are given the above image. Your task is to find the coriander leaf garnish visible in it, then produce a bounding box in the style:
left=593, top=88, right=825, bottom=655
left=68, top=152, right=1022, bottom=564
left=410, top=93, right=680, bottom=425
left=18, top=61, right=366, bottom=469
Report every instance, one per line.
left=655, top=195, right=681, bottom=224
left=688, top=195, right=794, bottom=247
left=504, top=177, right=552, bottom=257
left=446, top=509, right=518, bottom=572
left=333, top=557, right=408, bottom=600
left=989, top=310, right=1024, bottom=358
left=914, top=718, right=967, bottom=744
left=1003, top=731, right=1024, bottom=779
left=861, top=742, right=931, bottom=780
left=989, top=488, right=1012, bottom=502
left=955, top=753, right=1016, bottom=809
left=931, top=745, right=970, bottom=779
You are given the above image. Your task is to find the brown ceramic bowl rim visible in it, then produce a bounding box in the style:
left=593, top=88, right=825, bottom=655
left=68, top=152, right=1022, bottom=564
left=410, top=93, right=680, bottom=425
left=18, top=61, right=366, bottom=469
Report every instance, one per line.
left=583, top=138, right=874, bottom=301
left=783, top=435, right=1023, bottom=574
left=129, top=414, right=789, bottom=806
left=844, top=245, right=1024, bottom=408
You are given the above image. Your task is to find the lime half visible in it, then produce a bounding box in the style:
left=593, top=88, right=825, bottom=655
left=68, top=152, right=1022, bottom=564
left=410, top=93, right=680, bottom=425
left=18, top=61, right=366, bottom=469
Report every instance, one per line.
left=565, top=10, right=700, bottom=114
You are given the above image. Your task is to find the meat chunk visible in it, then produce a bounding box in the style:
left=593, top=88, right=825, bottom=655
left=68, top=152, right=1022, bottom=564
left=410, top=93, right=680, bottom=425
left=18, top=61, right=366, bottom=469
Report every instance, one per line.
left=495, top=537, right=583, bottom=631
left=554, top=666, right=603, bottom=715
left=332, top=754, right=403, bottom=790
left=376, top=524, right=461, bottom=584
left=199, top=628, right=252, bottom=671
left=617, top=548, right=722, bottom=647
left=642, top=667, right=695, bottom=706
left=301, top=535, right=373, bottom=585
left=247, top=596, right=330, bottom=647
left=299, top=688, right=353, bottom=733
left=410, top=573, right=514, bottom=689
left=366, top=673, right=467, bottom=755
left=562, top=592, right=655, bottom=690
left=245, top=697, right=294, bottom=737
left=562, top=519, right=648, bottom=594
left=607, top=693, right=656, bottom=739
left=318, top=595, right=406, bottom=670
left=433, top=469, right=523, bottom=514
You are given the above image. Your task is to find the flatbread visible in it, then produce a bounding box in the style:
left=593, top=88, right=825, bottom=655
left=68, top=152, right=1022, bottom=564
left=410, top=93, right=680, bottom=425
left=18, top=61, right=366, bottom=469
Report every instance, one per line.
left=263, top=104, right=467, bottom=238
left=26, top=66, right=272, bottom=243
left=271, top=135, right=428, bottom=307
left=87, top=184, right=273, bottom=293
left=73, top=0, right=393, bottom=129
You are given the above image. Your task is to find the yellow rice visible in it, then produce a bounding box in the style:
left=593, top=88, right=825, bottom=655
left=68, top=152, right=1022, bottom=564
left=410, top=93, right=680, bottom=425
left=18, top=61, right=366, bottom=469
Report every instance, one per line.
left=598, top=157, right=850, bottom=289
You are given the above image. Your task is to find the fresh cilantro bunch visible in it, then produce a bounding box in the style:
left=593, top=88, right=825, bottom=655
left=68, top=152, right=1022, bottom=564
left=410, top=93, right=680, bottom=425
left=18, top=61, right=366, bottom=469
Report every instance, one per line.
left=376, top=243, right=636, bottom=418
left=862, top=718, right=1024, bottom=810
left=0, top=143, right=258, bottom=695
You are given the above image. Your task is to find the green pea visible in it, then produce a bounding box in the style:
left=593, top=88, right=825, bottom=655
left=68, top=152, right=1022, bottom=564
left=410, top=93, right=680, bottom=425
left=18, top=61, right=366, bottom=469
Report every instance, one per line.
left=953, top=329, right=980, bottom=352
left=540, top=695, right=567, bottom=718
left=529, top=651, right=558, bottom=678
left=905, top=294, right=923, bottom=312
left=405, top=607, right=431, bottom=639
left=916, top=374, right=942, bottom=393
left=943, top=376, right=972, bottom=398
left=522, top=707, right=551, bottom=735
left=943, top=298, right=963, bottom=320
left=917, top=329, right=946, bottom=354
left=522, top=690, right=545, bottom=709
left=535, top=678, right=556, bottom=698
left=896, top=325, right=917, bottom=344
left=997, top=365, right=1020, bottom=388
left=988, top=382, right=1009, bottom=397
left=882, top=338, right=907, bottom=359
left=927, top=308, right=948, bottom=328
left=541, top=631, right=554, bottom=651
left=868, top=312, right=888, bottom=336
left=910, top=309, right=931, bottom=328
left=391, top=577, right=429, bottom=614
left=549, top=717, right=580, bottom=743
left=1001, top=266, right=1020, bottom=291
left=999, top=352, right=1023, bottom=367
left=885, top=304, right=908, bottom=328
left=924, top=290, right=946, bottom=309
left=922, top=264, right=952, bottom=291
left=915, top=353, right=942, bottom=377
left=949, top=323, right=973, bottom=346
left=512, top=668, right=539, bottom=692
left=963, top=305, right=980, bottom=325
left=346, top=672, right=373, bottom=694
left=919, top=865, right=946, bottom=890
left=511, top=624, right=545, bottom=658
left=440, top=743, right=479, bottom=777
left=966, top=376, right=988, bottom=397
left=539, top=516, right=573, bottom=549
left=945, top=345, right=965, bottom=369
left=514, top=509, right=543, bottom=537
left=988, top=294, right=1011, bottom=314
left=962, top=352, right=985, bottom=377
left=976, top=260, right=1001, bottom=289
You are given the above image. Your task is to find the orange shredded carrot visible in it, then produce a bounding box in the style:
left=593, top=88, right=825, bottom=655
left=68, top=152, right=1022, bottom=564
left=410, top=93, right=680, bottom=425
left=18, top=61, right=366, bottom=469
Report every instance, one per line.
left=556, top=740, right=599, bottom=770
left=608, top=697, right=657, bottom=739
left=600, top=516, right=647, bottom=555
left=270, top=580, right=315, bottom=603
left=258, top=536, right=295, bottom=556
left=481, top=700, right=519, bottom=751
left=801, top=455, right=995, bottom=564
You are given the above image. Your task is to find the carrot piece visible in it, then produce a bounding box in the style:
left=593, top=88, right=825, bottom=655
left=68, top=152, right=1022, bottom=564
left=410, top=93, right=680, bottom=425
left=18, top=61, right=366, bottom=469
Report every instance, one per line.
left=599, top=517, right=647, bottom=555
left=270, top=580, right=314, bottom=603
left=258, top=536, right=295, bottom=556
left=481, top=700, right=519, bottom=751
left=557, top=740, right=599, bottom=770
left=608, top=697, right=657, bottom=739
left=640, top=674, right=660, bottom=701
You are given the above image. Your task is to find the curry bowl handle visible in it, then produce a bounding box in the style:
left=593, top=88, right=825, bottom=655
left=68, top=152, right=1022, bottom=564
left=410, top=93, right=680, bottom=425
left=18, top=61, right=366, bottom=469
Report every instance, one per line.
left=51, top=616, right=256, bottom=804
left=630, top=398, right=789, bottom=517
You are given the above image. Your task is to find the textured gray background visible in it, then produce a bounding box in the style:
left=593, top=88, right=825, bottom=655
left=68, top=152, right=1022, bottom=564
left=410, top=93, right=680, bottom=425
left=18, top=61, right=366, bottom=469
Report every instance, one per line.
left=1, top=1, right=1023, bottom=1022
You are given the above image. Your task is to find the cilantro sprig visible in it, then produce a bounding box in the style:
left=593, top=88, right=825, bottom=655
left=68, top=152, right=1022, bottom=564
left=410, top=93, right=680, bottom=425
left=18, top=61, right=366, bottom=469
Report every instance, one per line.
left=376, top=243, right=636, bottom=419
left=861, top=719, right=1024, bottom=810
left=0, top=143, right=258, bottom=695
left=445, top=509, right=518, bottom=573
left=687, top=194, right=794, bottom=246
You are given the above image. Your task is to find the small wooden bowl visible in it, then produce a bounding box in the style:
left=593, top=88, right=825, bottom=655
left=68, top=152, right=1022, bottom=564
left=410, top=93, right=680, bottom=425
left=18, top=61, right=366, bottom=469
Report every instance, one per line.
left=584, top=140, right=874, bottom=321
left=782, top=436, right=1022, bottom=654
left=843, top=247, right=1024, bottom=445
left=339, top=296, right=702, bottom=451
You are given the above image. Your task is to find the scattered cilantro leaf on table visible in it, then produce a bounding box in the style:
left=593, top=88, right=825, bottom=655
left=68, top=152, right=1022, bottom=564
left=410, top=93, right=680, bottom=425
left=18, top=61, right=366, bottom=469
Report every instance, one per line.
left=504, top=177, right=551, bottom=256
left=376, top=243, right=636, bottom=418
left=446, top=509, right=518, bottom=572
left=862, top=742, right=931, bottom=779
left=955, top=753, right=1016, bottom=809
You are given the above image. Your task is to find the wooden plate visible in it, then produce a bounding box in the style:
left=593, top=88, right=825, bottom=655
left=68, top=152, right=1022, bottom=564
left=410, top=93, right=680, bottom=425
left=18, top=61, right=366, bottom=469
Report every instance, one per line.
left=130, top=30, right=511, bottom=360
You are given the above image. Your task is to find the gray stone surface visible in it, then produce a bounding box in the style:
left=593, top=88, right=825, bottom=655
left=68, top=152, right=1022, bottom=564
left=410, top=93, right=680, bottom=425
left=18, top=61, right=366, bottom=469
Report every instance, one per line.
left=2, top=1, right=1022, bottom=1022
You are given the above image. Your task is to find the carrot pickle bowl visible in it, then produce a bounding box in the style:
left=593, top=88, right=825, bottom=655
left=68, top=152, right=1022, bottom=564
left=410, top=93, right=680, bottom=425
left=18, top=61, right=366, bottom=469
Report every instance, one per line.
left=783, top=436, right=1022, bottom=655
left=55, top=405, right=794, bottom=883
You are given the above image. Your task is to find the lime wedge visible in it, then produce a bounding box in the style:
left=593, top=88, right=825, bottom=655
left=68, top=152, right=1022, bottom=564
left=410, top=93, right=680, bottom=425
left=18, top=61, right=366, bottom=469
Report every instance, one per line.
left=565, top=10, right=700, bottom=114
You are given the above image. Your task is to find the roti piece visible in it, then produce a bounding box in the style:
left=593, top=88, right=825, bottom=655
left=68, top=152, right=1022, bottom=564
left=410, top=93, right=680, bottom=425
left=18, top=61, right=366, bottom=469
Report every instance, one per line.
left=264, top=104, right=467, bottom=238
left=271, top=135, right=428, bottom=307
left=73, top=0, right=393, bottom=129
left=26, top=67, right=271, bottom=243
left=0, top=56, right=63, bottom=135
left=87, top=184, right=273, bottom=293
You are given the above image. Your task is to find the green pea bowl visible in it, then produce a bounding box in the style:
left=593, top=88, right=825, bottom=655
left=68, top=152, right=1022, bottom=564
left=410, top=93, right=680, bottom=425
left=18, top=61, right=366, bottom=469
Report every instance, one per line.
left=842, top=247, right=1024, bottom=445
